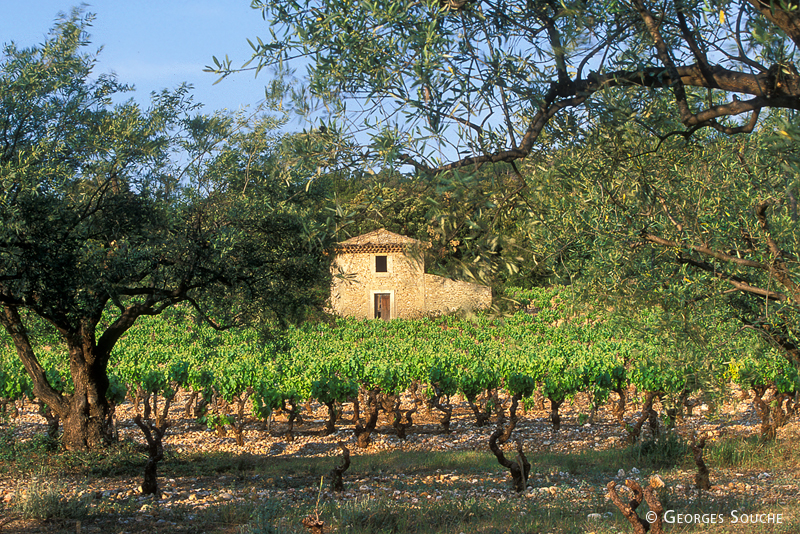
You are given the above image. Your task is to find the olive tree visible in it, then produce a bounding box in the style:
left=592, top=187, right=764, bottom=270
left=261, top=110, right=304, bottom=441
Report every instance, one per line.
left=210, top=0, right=800, bottom=311
left=523, top=105, right=799, bottom=365
left=213, top=0, right=800, bottom=173
left=0, top=11, right=332, bottom=450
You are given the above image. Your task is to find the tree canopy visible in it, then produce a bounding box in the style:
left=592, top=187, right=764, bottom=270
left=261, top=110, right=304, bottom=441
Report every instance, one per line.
left=519, top=110, right=800, bottom=365
left=216, top=0, right=800, bottom=365
left=214, top=0, right=800, bottom=172
left=0, top=11, right=333, bottom=449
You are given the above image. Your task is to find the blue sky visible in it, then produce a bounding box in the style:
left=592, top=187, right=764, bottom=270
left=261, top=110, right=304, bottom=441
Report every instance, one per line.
left=1, top=1, right=279, bottom=115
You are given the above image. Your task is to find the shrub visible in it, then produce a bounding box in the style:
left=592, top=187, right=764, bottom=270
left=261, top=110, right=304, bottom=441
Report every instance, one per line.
left=13, top=477, right=91, bottom=520
left=631, top=431, right=688, bottom=469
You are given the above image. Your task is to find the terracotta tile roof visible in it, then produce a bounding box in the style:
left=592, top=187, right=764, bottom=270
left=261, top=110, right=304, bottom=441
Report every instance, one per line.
left=338, top=228, right=423, bottom=246
left=335, top=229, right=430, bottom=253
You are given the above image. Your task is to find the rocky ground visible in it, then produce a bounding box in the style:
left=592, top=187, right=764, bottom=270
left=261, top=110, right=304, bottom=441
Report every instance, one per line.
left=1, top=388, right=798, bottom=534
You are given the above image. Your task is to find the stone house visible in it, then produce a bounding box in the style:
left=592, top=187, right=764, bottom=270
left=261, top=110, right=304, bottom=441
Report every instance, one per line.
left=330, top=229, right=492, bottom=320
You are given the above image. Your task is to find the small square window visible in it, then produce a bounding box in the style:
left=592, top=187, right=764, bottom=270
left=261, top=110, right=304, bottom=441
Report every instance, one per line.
left=375, top=255, right=388, bottom=272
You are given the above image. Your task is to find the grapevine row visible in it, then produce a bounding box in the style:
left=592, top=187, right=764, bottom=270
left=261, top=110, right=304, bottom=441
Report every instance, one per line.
left=1, top=288, right=797, bottom=445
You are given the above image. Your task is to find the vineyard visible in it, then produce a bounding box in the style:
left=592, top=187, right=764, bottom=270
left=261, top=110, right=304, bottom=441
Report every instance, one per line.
left=1, top=287, right=800, bottom=533
left=4, top=287, right=796, bottom=445
left=4, top=3, right=800, bottom=532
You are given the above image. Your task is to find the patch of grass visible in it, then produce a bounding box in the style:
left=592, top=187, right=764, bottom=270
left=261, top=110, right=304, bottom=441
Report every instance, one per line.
left=0, top=423, right=63, bottom=473
left=315, top=493, right=617, bottom=534
left=629, top=431, right=690, bottom=470
left=12, top=476, right=92, bottom=520
left=0, top=420, right=18, bottom=463
left=84, top=439, right=149, bottom=477
left=28, top=432, right=60, bottom=452
left=328, top=496, right=486, bottom=533
left=0, top=434, right=147, bottom=479
left=706, top=435, right=800, bottom=472
left=238, top=499, right=287, bottom=534
left=354, top=449, right=497, bottom=475
left=197, top=500, right=258, bottom=526
left=526, top=447, right=626, bottom=479
left=708, top=435, right=768, bottom=469
left=166, top=450, right=267, bottom=477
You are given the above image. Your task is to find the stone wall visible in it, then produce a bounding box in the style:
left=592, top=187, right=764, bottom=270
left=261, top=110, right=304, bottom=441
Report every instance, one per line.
left=423, top=274, right=492, bottom=315
left=330, top=251, right=426, bottom=319
left=330, top=229, right=491, bottom=319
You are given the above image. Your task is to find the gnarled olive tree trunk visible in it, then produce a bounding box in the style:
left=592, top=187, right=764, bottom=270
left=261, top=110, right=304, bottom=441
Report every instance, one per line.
left=2, top=306, right=115, bottom=450
left=62, top=340, right=112, bottom=450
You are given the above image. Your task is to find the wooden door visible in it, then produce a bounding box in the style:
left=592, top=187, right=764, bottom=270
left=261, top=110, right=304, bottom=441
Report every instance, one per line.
left=374, top=293, right=391, bottom=320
